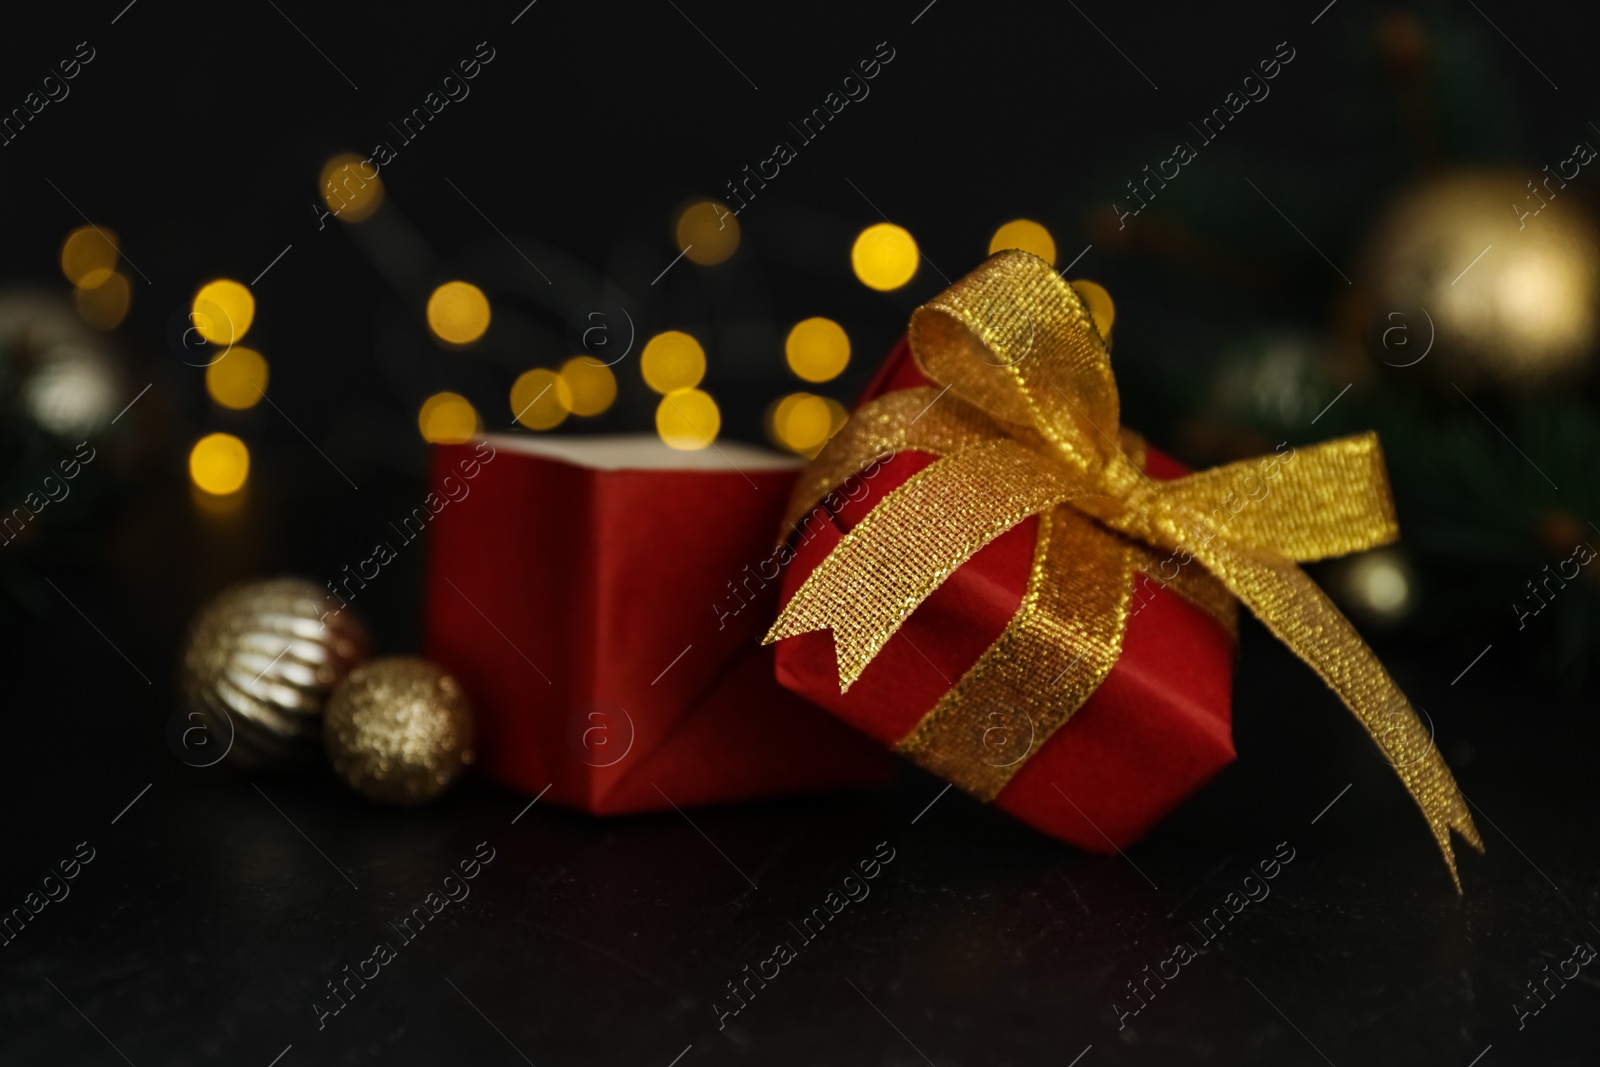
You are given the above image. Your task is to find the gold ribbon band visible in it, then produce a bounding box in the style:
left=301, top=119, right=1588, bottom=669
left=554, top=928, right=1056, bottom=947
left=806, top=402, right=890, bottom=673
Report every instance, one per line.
left=894, top=507, right=1137, bottom=801
left=766, top=250, right=1481, bottom=888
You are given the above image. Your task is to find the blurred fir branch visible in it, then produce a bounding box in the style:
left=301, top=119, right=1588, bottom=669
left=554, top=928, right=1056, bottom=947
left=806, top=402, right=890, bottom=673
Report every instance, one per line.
left=1364, top=386, right=1600, bottom=685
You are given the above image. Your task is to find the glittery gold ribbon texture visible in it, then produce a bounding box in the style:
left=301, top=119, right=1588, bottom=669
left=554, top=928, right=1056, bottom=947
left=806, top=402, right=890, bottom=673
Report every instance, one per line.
left=766, top=250, right=1482, bottom=889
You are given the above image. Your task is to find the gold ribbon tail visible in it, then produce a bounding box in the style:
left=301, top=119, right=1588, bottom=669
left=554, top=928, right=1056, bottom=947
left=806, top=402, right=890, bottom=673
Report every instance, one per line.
left=1192, top=540, right=1483, bottom=890
left=765, top=438, right=1074, bottom=690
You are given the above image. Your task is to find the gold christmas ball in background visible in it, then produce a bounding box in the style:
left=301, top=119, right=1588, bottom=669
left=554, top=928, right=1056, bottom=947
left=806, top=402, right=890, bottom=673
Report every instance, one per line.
left=323, top=657, right=476, bottom=806
left=1362, top=169, right=1600, bottom=390
left=179, top=577, right=371, bottom=769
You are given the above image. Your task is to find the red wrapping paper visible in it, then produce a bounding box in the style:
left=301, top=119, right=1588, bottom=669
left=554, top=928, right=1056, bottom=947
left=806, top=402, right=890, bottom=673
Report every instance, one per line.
left=425, top=435, right=891, bottom=814
left=773, top=339, right=1236, bottom=850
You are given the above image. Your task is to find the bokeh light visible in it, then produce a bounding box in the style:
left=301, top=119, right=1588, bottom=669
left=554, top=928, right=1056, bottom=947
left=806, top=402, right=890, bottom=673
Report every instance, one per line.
left=1331, top=547, right=1416, bottom=625
left=23, top=351, right=119, bottom=438
left=427, top=281, right=492, bottom=347
left=656, top=388, right=721, bottom=450
left=675, top=200, right=741, bottom=266
left=1070, top=278, right=1116, bottom=340
left=559, top=356, right=617, bottom=417
left=418, top=392, right=480, bottom=444
left=60, top=226, right=119, bottom=286
left=510, top=368, right=569, bottom=430
left=784, top=317, right=850, bottom=383
left=320, top=152, right=385, bottom=223
left=1351, top=555, right=1411, bottom=614
left=851, top=223, right=919, bottom=291
left=74, top=271, right=131, bottom=331
left=641, top=330, right=706, bottom=394
left=189, top=432, right=250, bottom=495
left=988, top=219, right=1057, bottom=265
left=205, top=347, right=270, bottom=410
left=770, top=392, right=847, bottom=456
left=192, top=279, right=255, bottom=347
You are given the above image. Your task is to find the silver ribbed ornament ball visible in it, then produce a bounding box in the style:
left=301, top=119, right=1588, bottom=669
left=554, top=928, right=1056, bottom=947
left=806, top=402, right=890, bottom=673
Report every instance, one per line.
left=180, top=577, right=371, bottom=769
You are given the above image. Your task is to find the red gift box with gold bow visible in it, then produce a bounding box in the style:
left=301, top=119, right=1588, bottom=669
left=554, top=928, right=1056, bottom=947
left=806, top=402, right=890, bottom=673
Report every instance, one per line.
left=766, top=251, right=1481, bottom=887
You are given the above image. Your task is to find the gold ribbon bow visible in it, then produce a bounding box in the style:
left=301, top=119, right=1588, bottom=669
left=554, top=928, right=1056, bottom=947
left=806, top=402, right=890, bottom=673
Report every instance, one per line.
left=766, top=250, right=1481, bottom=888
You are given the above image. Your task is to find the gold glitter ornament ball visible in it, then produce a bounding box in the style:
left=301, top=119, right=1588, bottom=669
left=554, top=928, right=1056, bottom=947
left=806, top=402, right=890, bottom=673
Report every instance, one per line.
left=323, top=657, right=477, bottom=805
left=1362, top=169, right=1600, bottom=390
left=180, top=577, right=371, bottom=769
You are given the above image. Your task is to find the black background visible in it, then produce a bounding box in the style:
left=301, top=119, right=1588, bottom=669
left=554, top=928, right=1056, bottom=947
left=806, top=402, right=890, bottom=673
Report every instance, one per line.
left=0, top=0, right=1596, bottom=1064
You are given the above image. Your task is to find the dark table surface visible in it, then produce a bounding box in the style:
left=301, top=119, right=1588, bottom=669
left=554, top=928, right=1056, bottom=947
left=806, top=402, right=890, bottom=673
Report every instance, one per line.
left=2, top=0, right=1599, bottom=1062
left=0, top=464, right=1595, bottom=1067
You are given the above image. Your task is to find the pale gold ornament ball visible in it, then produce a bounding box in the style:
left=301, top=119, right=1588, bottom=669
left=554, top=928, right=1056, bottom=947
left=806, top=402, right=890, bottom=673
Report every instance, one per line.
left=180, top=577, right=371, bottom=769
left=323, top=657, right=477, bottom=805
left=1362, top=169, right=1600, bottom=390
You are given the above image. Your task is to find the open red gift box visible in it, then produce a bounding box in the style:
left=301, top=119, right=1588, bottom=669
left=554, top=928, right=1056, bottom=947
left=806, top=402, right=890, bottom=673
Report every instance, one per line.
left=772, top=338, right=1237, bottom=851
left=424, top=435, right=891, bottom=814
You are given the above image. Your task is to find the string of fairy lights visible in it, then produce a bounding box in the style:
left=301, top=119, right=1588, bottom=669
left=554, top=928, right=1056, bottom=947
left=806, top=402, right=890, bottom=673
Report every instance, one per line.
left=55, top=155, right=1067, bottom=498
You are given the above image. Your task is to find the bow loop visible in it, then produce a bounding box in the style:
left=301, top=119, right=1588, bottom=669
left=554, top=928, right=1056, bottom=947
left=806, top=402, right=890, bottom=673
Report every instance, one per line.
left=908, top=254, right=1121, bottom=476
left=1114, top=433, right=1400, bottom=563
